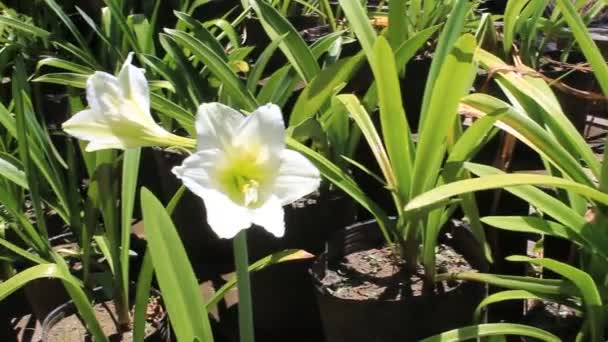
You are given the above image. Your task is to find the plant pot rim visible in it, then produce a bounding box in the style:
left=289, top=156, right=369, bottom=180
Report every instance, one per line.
left=41, top=285, right=168, bottom=341
left=309, top=218, right=488, bottom=304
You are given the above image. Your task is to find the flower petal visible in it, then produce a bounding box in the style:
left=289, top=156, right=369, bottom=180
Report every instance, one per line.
left=85, top=139, right=126, bottom=152
left=117, top=53, right=151, bottom=122
left=233, top=103, right=285, bottom=154
left=196, top=103, right=244, bottom=150
left=172, top=149, right=221, bottom=190
left=62, top=109, right=126, bottom=150
left=86, top=71, right=122, bottom=114
left=252, top=195, right=285, bottom=237
left=202, top=189, right=252, bottom=239
left=274, top=149, right=321, bottom=205
left=173, top=150, right=252, bottom=238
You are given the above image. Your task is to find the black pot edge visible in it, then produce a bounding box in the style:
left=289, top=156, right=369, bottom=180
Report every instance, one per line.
left=40, top=286, right=171, bottom=342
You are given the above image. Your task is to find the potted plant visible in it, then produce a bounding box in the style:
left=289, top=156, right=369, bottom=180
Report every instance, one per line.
left=282, top=1, right=500, bottom=340
left=435, top=3, right=608, bottom=339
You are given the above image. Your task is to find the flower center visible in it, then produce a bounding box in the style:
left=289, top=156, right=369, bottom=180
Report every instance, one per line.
left=240, top=178, right=260, bottom=207
left=215, top=147, right=277, bottom=208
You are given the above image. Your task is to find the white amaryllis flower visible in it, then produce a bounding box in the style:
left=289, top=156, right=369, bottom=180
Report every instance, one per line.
left=62, top=54, right=194, bottom=152
left=172, top=103, right=321, bottom=239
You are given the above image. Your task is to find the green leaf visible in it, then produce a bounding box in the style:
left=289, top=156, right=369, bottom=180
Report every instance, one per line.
left=149, top=94, right=196, bottom=135
left=310, top=31, right=346, bottom=59
left=250, top=0, right=319, bottom=83
left=461, top=93, right=593, bottom=187
left=174, top=11, right=227, bottom=60
left=51, top=256, right=109, bottom=342
left=387, top=0, right=407, bottom=48
left=481, top=216, right=585, bottom=246
left=0, top=262, right=108, bottom=342
left=0, top=102, right=16, bottom=138
left=35, top=57, right=95, bottom=75
left=120, top=148, right=141, bottom=299
left=0, top=15, right=50, bottom=38
left=447, top=272, right=575, bottom=296
left=336, top=95, right=397, bottom=193
left=75, top=6, right=123, bottom=62
left=371, top=37, right=414, bottom=203
left=159, top=34, right=204, bottom=105
left=140, top=188, right=213, bottom=342
left=0, top=238, right=46, bottom=265
left=337, top=0, right=376, bottom=56
left=32, top=73, right=89, bottom=88
left=52, top=41, right=99, bottom=69
left=405, top=172, right=608, bottom=215
left=0, top=264, right=61, bottom=300
left=43, top=0, right=91, bottom=52
left=503, top=0, right=530, bottom=55
left=132, top=249, right=153, bottom=342
left=13, top=60, right=50, bottom=248
left=286, top=137, right=393, bottom=243
left=133, top=185, right=187, bottom=342
left=289, top=52, right=365, bottom=127
left=552, top=0, right=608, bottom=192
left=246, top=33, right=286, bottom=93
left=206, top=19, right=241, bottom=50
left=233, top=230, right=254, bottom=342
left=508, top=256, right=603, bottom=341
left=419, top=0, right=469, bottom=129
left=412, top=33, right=477, bottom=196
left=0, top=156, right=28, bottom=189
left=475, top=49, right=600, bottom=179
left=466, top=163, right=608, bottom=261
left=206, top=249, right=312, bottom=308
left=420, top=323, right=560, bottom=342
left=473, top=290, right=542, bottom=323
left=103, top=0, right=141, bottom=53
left=362, top=25, right=441, bottom=111
left=165, top=29, right=258, bottom=112
left=256, top=66, right=297, bottom=105
left=128, top=14, right=155, bottom=55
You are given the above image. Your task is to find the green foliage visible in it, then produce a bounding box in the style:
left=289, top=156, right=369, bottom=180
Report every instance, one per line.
left=140, top=188, right=214, bottom=342
left=2, top=0, right=608, bottom=340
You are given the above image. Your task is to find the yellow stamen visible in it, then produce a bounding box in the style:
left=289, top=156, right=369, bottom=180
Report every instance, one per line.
left=242, top=180, right=259, bottom=206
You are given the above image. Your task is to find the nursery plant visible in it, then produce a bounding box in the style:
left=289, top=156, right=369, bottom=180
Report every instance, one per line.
left=273, top=0, right=492, bottom=340
left=283, top=0, right=608, bottom=340
left=499, top=0, right=606, bottom=68
left=0, top=57, right=112, bottom=341
left=3, top=0, right=608, bottom=341
left=382, top=1, right=608, bottom=340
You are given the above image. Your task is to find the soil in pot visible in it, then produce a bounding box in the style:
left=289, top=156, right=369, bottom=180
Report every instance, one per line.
left=43, top=294, right=168, bottom=342
left=310, top=219, right=488, bottom=342
left=318, top=244, right=473, bottom=301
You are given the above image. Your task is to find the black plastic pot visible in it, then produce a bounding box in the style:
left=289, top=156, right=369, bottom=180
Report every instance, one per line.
left=310, top=219, right=488, bottom=342
left=218, top=189, right=357, bottom=263
left=41, top=287, right=170, bottom=342
left=209, top=190, right=356, bottom=342
left=211, top=257, right=325, bottom=342
left=23, top=232, right=77, bottom=321
left=0, top=287, right=30, bottom=341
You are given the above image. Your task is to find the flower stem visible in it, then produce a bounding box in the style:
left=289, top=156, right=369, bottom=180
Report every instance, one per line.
left=165, top=134, right=196, bottom=150
left=234, top=229, right=255, bottom=342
